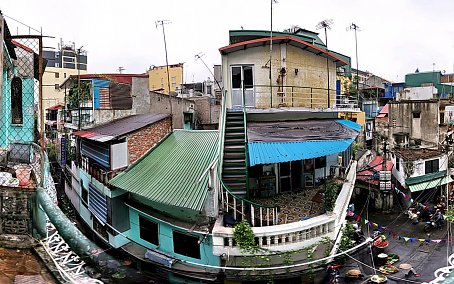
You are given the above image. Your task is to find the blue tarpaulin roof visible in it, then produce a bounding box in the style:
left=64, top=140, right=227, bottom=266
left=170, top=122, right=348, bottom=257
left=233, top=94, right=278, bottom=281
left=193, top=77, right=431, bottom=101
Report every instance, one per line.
left=248, top=139, right=355, bottom=166
left=335, top=119, right=362, bottom=132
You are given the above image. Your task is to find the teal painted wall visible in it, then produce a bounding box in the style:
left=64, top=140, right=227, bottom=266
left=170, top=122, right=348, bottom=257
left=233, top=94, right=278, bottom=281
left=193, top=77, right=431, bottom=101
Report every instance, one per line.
left=405, top=72, right=453, bottom=95
left=128, top=207, right=220, bottom=266
left=0, top=71, right=35, bottom=148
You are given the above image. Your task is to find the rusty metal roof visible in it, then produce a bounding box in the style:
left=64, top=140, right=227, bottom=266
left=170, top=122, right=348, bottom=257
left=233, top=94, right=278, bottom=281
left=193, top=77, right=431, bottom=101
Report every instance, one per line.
left=73, top=113, right=170, bottom=142
left=394, top=147, right=444, bottom=161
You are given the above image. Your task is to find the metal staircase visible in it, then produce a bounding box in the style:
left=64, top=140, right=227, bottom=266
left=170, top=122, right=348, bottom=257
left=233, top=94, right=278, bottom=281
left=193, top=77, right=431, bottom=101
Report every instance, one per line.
left=222, top=111, right=248, bottom=196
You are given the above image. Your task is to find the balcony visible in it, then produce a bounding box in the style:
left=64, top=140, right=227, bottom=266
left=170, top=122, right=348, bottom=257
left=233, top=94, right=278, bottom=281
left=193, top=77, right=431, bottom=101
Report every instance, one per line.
left=212, top=161, right=356, bottom=256
left=230, top=85, right=359, bottom=112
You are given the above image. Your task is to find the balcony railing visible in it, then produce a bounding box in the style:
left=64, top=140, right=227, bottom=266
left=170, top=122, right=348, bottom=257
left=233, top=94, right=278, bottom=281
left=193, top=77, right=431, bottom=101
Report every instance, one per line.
left=237, top=85, right=358, bottom=110
left=212, top=161, right=357, bottom=256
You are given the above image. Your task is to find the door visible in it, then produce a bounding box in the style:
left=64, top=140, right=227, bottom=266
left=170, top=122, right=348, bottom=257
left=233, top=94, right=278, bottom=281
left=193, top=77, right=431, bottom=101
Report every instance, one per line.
left=231, top=66, right=254, bottom=108
left=279, top=162, right=291, bottom=192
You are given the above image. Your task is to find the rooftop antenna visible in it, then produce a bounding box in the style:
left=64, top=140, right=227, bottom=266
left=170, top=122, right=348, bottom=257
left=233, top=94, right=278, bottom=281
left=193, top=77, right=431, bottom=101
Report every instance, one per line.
left=316, top=19, right=334, bottom=108
left=156, top=19, right=173, bottom=128
left=195, top=52, right=222, bottom=92
left=117, top=67, right=125, bottom=74
left=347, top=22, right=361, bottom=106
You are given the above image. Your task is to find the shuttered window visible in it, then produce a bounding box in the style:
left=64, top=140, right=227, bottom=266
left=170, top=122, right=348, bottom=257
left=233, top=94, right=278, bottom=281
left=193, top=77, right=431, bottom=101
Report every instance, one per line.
left=88, top=183, right=108, bottom=224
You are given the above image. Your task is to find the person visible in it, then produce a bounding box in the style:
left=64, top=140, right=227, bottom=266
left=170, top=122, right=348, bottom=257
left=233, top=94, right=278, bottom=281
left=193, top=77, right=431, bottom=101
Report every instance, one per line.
left=432, top=209, right=444, bottom=229
left=408, top=208, right=419, bottom=224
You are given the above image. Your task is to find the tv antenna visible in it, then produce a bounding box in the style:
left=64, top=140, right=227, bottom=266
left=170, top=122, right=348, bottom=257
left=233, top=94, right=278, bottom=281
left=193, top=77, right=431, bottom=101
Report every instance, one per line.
left=117, top=66, right=125, bottom=74
left=316, top=19, right=333, bottom=108
left=347, top=22, right=361, bottom=104
left=195, top=52, right=222, bottom=91
left=156, top=19, right=173, bottom=126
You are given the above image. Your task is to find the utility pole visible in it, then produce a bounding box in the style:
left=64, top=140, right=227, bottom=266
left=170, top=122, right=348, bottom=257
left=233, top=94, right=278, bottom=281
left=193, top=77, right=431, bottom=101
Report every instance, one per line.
left=156, top=20, right=173, bottom=129
left=317, top=19, right=334, bottom=108
left=77, top=45, right=83, bottom=130
left=269, top=0, right=277, bottom=107
left=348, top=23, right=360, bottom=107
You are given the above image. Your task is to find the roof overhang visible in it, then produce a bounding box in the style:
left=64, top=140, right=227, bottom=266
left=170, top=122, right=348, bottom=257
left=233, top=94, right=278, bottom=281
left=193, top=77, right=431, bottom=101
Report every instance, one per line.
left=219, top=35, right=349, bottom=67
left=408, top=176, right=452, bottom=193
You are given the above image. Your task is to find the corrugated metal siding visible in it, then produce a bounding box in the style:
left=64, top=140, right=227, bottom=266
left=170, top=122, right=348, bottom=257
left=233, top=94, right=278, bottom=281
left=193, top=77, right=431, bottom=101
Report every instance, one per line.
left=81, top=140, right=110, bottom=168
left=88, top=183, right=108, bottom=223
left=110, top=130, right=218, bottom=212
left=408, top=176, right=453, bottom=193
left=248, top=139, right=355, bottom=166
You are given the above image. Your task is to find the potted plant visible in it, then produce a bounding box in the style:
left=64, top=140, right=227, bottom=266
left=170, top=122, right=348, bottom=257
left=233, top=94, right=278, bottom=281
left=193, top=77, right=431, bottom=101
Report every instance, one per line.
left=324, top=181, right=339, bottom=214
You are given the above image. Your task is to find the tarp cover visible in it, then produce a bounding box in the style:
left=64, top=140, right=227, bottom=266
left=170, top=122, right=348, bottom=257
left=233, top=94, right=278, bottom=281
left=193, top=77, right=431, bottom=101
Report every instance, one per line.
left=247, top=119, right=359, bottom=142
left=247, top=119, right=360, bottom=166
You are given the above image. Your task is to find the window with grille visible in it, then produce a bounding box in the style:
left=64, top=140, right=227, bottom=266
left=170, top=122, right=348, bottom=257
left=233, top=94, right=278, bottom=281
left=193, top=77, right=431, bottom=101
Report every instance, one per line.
left=11, top=77, right=23, bottom=124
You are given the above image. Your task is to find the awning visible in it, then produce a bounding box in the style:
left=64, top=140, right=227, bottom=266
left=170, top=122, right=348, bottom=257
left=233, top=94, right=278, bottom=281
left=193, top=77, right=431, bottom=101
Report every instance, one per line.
left=248, top=139, right=355, bottom=166
left=408, top=176, right=453, bottom=193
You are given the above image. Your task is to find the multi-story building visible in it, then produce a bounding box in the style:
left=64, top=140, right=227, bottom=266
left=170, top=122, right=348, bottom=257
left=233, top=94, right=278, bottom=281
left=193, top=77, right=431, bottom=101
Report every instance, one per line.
left=42, top=39, right=87, bottom=114
left=148, top=63, right=183, bottom=94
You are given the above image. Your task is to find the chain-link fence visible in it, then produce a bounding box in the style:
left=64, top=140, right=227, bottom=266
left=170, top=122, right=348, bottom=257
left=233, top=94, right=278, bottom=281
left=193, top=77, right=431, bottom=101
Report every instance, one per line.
left=0, top=34, right=50, bottom=234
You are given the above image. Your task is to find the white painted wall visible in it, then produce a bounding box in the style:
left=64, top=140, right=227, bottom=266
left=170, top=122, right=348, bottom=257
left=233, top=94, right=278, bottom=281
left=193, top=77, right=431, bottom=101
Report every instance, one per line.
left=392, top=153, right=448, bottom=186
left=398, top=86, right=436, bottom=101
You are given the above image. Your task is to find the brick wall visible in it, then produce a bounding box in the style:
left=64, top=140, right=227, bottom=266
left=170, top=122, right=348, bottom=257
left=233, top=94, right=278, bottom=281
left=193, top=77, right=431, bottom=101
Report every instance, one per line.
left=127, top=117, right=172, bottom=164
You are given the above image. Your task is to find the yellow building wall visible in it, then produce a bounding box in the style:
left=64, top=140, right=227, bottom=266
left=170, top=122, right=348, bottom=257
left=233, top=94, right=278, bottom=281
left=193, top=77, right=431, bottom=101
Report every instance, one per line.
left=42, top=67, right=87, bottom=114
left=148, top=64, right=183, bottom=94
left=338, top=111, right=365, bottom=126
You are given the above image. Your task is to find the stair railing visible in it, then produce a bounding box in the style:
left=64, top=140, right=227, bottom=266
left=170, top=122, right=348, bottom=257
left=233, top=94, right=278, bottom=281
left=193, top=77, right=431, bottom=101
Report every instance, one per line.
left=217, top=90, right=279, bottom=227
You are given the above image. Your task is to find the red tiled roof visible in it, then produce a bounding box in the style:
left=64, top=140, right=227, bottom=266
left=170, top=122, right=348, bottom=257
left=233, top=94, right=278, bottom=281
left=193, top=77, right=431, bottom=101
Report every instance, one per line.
left=219, top=36, right=349, bottom=67
left=356, top=156, right=393, bottom=186
left=376, top=104, right=389, bottom=118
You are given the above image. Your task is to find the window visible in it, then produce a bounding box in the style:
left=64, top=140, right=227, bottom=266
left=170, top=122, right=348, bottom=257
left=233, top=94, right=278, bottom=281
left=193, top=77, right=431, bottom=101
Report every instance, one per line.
left=64, top=73, right=67, bottom=78
left=173, top=231, right=200, bottom=259
left=160, top=78, right=164, bottom=83
left=55, top=52, right=59, bottom=58
left=11, top=77, right=23, bottom=124
left=139, top=216, right=159, bottom=246
left=232, top=66, right=241, bottom=88
left=55, top=84, right=59, bottom=90
left=171, top=82, right=176, bottom=87
left=171, top=76, right=176, bottom=82
left=55, top=72, right=59, bottom=78
left=396, top=158, right=400, bottom=171
left=315, top=157, right=326, bottom=169
left=81, top=184, right=88, bottom=205
left=55, top=63, right=60, bottom=68
left=413, top=112, right=421, bottom=119
left=425, top=159, right=439, bottom=174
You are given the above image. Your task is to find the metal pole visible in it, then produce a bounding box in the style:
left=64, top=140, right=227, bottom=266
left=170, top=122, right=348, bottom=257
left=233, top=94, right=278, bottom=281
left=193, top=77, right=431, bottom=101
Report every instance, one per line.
left=354, top=26, right=359, bottom=105
left=39, top=36, right=45, bottom=187
left=325, top=26, right=330, bottom=108
left=77, top=48, right=81, bottom=130
left=158, top=20, right=173, bottom=130
left=269, top=0, right=273, bottom=108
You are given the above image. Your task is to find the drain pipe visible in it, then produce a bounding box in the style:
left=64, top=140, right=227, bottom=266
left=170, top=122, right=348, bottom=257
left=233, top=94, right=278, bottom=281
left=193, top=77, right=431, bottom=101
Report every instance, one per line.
left=36, top=186, right=121, bottom=270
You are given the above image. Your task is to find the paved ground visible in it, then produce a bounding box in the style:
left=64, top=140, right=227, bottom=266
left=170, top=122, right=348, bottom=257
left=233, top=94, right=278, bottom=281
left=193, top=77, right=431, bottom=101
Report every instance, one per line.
left=336, top=209, right=453, bottom=283
left=0, top=248, right=55, bottom=284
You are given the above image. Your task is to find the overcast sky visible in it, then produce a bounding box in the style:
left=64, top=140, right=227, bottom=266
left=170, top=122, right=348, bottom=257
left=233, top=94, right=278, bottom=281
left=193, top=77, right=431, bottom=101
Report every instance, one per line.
left=2, top=0, right=454, bottom=83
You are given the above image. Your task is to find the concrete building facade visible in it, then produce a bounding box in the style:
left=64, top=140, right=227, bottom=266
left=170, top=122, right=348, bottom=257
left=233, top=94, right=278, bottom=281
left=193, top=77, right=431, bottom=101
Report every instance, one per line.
left=148, top=63, right=183, bottom=94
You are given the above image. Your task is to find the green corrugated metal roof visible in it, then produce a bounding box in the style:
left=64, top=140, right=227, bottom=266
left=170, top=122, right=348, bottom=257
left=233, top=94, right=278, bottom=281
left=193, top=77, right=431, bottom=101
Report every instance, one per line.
left=110, top=130, right=218, bottom=212
left=408, top=176, right=453, bottom=193
left=406, top=171, right=447, bottom=185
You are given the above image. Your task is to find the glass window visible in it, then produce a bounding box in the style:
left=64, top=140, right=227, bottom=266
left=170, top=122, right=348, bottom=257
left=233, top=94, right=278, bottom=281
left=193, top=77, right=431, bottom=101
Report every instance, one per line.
left=173, top=231, right=200, bottom=259
left=171, top=76, right=176, bottom=82
left=425, top=159, right=439, bottom=174
left=55, top=72, right=59, bottom=78
left=243, top=66, right=253, bottom=88
left=139, top=216, right=159, bottom=246
left=11, top=77, right=23, bottom=124
left=64, top=73, right=67, bottom=78
left=232, top=67, right=241, bottom=88
left=413, top=112, right=420, bottom=119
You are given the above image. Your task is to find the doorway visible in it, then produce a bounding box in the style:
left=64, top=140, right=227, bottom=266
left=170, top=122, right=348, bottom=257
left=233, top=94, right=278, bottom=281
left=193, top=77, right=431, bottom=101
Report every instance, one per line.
left=231, top=65, right=254, bottom=108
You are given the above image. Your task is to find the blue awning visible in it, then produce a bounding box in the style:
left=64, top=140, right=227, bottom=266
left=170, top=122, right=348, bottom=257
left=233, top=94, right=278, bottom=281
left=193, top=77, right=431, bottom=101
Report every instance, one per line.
left=248, top=139, right=355, bottom=166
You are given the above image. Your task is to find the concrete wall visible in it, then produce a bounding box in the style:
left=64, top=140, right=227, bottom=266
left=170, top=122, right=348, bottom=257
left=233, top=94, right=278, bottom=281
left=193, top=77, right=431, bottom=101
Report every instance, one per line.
left=398, top=86, right=436, bottom=101
left=222, top=43, right=337, bottom=109
left=127, top=117, right=172, bottom=164
left=148, top=92, right=193, bottom=129
left=391, top=153, right=448, bottom=186
left=191, top=96, right=220, bottom=129
left=148, top=64, right=183, bottom=94
left=388, top=101, right=439, bottom=147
